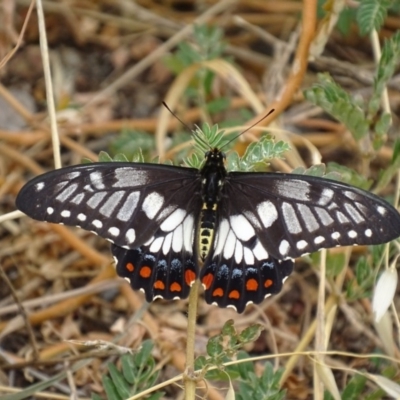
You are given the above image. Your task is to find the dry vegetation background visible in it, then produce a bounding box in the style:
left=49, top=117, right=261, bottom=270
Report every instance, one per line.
left=0, top=0, right=400, bottom=399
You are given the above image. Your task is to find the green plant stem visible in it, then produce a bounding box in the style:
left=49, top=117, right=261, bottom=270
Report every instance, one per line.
left=184, top=278, right=200, bottom=399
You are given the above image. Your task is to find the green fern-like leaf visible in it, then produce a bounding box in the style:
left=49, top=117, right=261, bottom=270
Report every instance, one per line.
left=356, top=0, right=392, bottom=36
left=304, top=73, right=369, bottom=140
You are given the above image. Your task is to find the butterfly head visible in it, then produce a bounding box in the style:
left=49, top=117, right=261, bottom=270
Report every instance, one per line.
left=204, top=148, right=226, bottom=168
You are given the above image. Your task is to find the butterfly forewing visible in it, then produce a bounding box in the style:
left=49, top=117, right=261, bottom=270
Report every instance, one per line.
left=223, top=172, right=400, bottom=260
left=16, top=163, right=202, bottom=249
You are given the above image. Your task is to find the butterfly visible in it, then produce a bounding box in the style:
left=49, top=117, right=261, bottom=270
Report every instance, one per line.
left=16, top=138, right=400, bottom=312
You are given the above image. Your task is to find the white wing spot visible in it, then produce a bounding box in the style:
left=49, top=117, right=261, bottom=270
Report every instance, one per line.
left=331, top=232, right=341, bottom=240
left=296, top=240, right=308, bottom=250
left=318, top=188, right=334, bottom=206
left=223, top=230, right=236, bottom=259
left=336, top=211, right=349, bottom=224
left=234, top=240, right=243, bottom=264
left=35, top=182, right=45, bottom=191
left=183, top=214, right=195, bottom=253
left=230, top=214, right=255, bottom=241
left=89, top=171, right=105, bottom=190
left=117, top=192, right=140, bottom=221
left=108, top=227, right=120, bottom=237
left=365, top=229, right=372, bottom=237
left=65, top=171, right=81, bottom=180
left=71, top=193, right=85, bottom=205
left=275, top=179, right=310, bottom=201
left=315, top=207, right=334, bottom=226
left=125, top=228, right=136, bottom=243
left=279, top=240, right=290, bottom=256
left=47, top=207, right=54, bottom=215
left=92, top=219, right=103, bottom=229
left=172, top=224, right=183, bottom=252
left=297, top=204, right=319, bottom=232
left=162, top=232, right=173, bottom=255
left=61, top=210, right=71, bottom=218
left=114, top=168, right=148, bottom=187
left=160, top=208, right=186, bottom=232
left=214, top=219, right=229, bottom=256
left=252, top=241, right=269, bottom=260
left=99, top=191, right=125, bottom=217
left=142, top=192, right=164, bottom=219
left=87, top=192, right=107, bottom=208
left=150, top=237, right=163, bottom=253
left=314, top=236, right=325, bottom=244
left=344, top=191, right=358, bottom=200
left=348, top=230, right=357, bottom=238
left=55, top=183, right=78, bottom=202
left=344, top=203, right=364, bottom=223
left=78, top=213, right=86, bottom=221
left=244, top=247, right=255, bottom=265
left=257, top=201, right=278, bottom=228
left=377, top=206, right=387, bottom=216
left=282, top=202, right=302, bottom=234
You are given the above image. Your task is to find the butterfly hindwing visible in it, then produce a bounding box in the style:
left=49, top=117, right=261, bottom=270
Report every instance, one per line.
left=201, top=215, right=294, bottom=311
left=112, top=208, right=198, bottom=300
left=16, top=162, right=202, bottom=249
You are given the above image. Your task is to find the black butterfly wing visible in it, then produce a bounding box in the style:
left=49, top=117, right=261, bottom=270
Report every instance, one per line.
left=223, top=172, right=400, bottom=259
left=16, top=162, right=203, bottom=301
left=201, top=172, right=400, bottom=312
left=16, top=162, right=202, bottom=249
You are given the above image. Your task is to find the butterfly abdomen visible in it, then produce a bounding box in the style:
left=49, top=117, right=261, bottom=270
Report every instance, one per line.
left=198, top=205, right=218, bottom=261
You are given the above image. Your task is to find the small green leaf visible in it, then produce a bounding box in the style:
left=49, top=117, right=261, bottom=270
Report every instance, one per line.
left=113, top=153, right=129, bottom=162
left=356, top=0, right=391, bottom=35
left=98, top=151, right=113, bottom=162
left=207, top=335, right=224, bottom=358
left=102, top=375, right=122, bottom=400
left=304, top=73, right=369, bottom=140
left=136, top=340, right=154, bottom=366
left=239, top=324, right=263, bottom=343
left=107, top=363, right=131, bottom=399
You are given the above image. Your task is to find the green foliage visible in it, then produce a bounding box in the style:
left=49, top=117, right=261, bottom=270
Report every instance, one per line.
left=164, top=25, right=225, bottom=73
left=305, top=31, right=400, bottom=152
left=109, top=130, right=154, bottom=161
left=292, top=163, right=341, bottom=181
left=194, top=322, right=286, bottom=398
left=375, top=138, right=400, bottom=193
left=185, top=123, right=290, bottom=171
left=163, top=24, right=226, bottom=96
left=236, top=361, right=286, bottom=400
left=325, top=163, right=372, bottom=190
left=303, top=73, right=369, bottom=140
left=369, top=31, right=400, bottom=117
left=227, top=136, right=290, bottom=172
left=95, top=340, right=164, bottom=400
left=194, top=320, right=263, bottom=381
left=356, top=0, right=393, bottom=36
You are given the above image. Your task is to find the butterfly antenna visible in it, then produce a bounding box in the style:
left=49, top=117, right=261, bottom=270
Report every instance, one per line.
left=221, top=109, right=275, bottom=150
left=162, top=101, right=210, bottom=150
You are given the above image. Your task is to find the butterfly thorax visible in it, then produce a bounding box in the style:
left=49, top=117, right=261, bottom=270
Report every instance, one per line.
left=197, top=149, right=227, bottom=261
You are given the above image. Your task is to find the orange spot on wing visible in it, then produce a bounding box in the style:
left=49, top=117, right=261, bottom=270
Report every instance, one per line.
left=140, top=266, right=151, bottom=278
left=202, top=273, right=214, bottom=289
left=185, top=270, right=196, bottom=286
left=126, top=262, right=134, bottom=272
left=212, top=288, right=224, bottom=297
left=170, top=282, right=182, bottom=292
left=154, top=280, right=165, bottom=290
left=228, top=290, right=240, bottom=299
left=246, top=278, right=258, bottom=291
left=264, top=279, right=273, bottom=288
